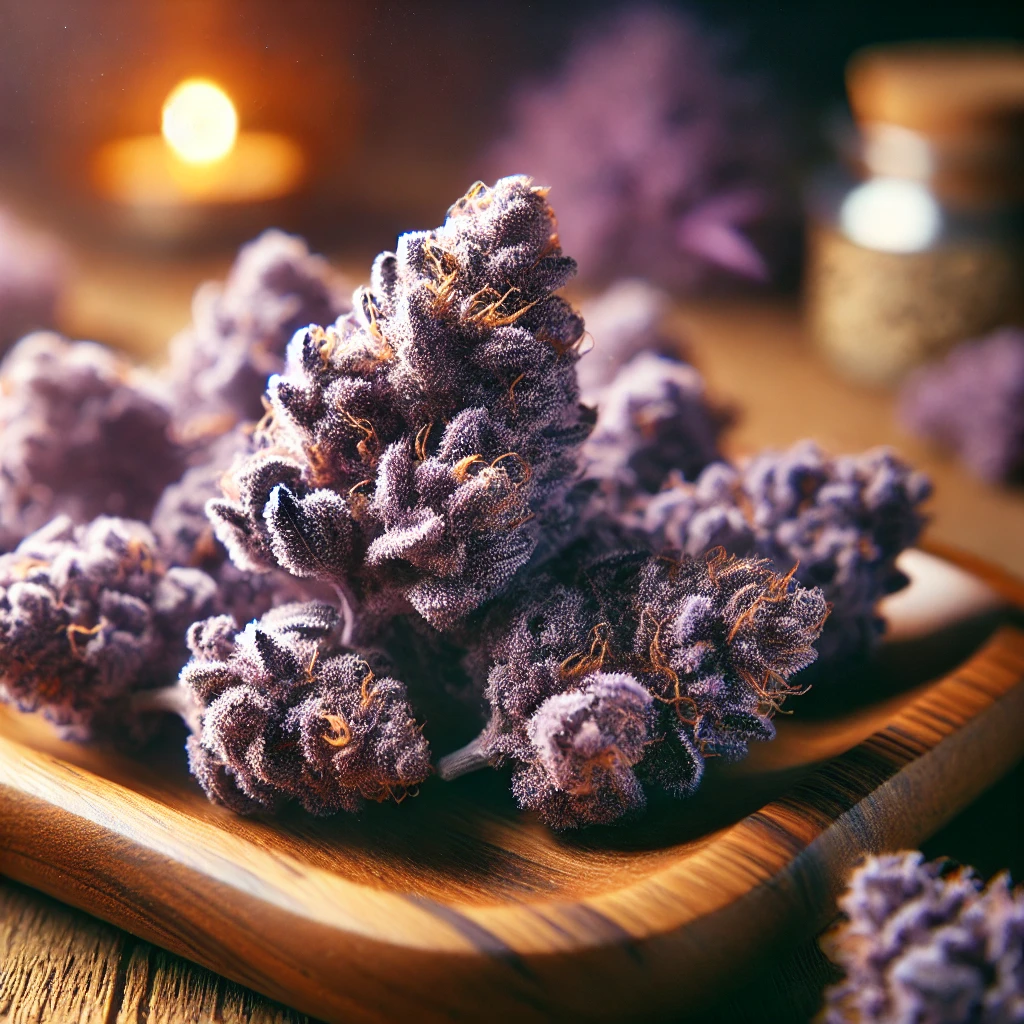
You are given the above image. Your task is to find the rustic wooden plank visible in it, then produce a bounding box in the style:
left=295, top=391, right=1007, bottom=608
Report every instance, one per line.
left=0, top=880, right=313, bottom=1024
left=0, top=880, right=125, bottom=1024
left=115, top=941, right=311, bottom=1024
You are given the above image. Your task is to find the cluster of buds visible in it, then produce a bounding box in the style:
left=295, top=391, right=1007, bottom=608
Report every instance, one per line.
left=822, top=852, right=1024, bottom=1023
left=0, top=176, right=932, bottom=829
left=443, top=542, right=826, bottom=828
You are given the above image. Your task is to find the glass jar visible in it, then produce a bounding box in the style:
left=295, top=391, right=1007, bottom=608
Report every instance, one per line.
left=805, top=44, right=1024, bottom=385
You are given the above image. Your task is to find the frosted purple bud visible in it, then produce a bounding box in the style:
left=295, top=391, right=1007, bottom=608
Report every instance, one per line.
left=583, top=352, right=729, bottom=498
left=0, top=515, right=217, bottom=741
left=445, top=547, right=826, bottom=828
left=182, top=602, right=430, bottom=816
left=208, top=177, right=591, bottom=630
left=487, top=6, right=791, bottom=289
left=519, top=672, right=653, bottom=828
left=169, top=230, right=351, bottom=434
left=821, top=851, right=1024, bottom=1023
left=0, top=333, right=187, bottom=552
left=900, top=327, right=1024, bottom=484
left=639, top=443, right=930, bottom=661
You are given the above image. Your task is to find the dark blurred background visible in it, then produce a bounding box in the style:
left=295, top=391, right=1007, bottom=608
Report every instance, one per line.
left=0, top=0, right=1021, bottom=251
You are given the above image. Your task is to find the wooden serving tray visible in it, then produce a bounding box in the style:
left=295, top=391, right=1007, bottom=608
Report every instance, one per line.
left=1, top=548, right=1023, bottom=1023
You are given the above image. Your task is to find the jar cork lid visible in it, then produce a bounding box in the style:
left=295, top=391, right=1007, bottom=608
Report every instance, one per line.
left=846, top=43, right=1024, bottom=202
left=848, top=42, right=1024, bottom=139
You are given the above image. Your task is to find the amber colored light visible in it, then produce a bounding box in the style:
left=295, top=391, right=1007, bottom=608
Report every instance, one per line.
left=161, top=79, right=238, bottom=165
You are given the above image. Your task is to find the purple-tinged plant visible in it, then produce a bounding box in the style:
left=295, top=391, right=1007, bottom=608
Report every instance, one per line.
left=180, top=603, right=430, bottom=816
left=441, top=546, right=827, bottom=828
left=0, top=333, right=187, bottom=552
left=522, top=673, right=654, bottom=827
left=208, top=177, right=591, bottom=632
left=641, top=443, right=931, bottom=660
left=0, top=210, right=66, bottom=352
left=151, top=434, right=247, bottom=571
left=582, top=352, right=729, bottom=500
left=150, top=441, right=316, bottom=627
left=487, top=6, right=791, bottom=289
left=900, top=327, right=1024, bottom=484
left=576, top=280, right=680, bottom=401
left=0, top=515, right=217, bottom=741
left=169, top=230, right=351, bottom=436
left=821, top=851, right=1024, bottom=1024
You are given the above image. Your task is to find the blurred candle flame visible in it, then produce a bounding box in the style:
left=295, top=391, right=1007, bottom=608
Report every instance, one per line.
left=161, top=79, right=238, bottom=165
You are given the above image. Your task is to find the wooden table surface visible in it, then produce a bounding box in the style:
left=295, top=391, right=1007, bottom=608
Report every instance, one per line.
left=2, top=254, right=1022, bottom=1023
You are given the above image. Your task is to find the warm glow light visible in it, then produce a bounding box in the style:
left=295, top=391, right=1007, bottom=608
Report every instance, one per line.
left=161, top=79, right=238, bottom=165
left=840, top=178, right=942, bottom=253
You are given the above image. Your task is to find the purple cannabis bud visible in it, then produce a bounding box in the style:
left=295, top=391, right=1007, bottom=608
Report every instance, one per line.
left=0, top=210, right=66, bottom=352
left=642, top=443, right=931, bottom=660
left=821, top=851, right=1024, bottom=1023
left=151, top=436, right=244, bottom=571
left=0, top=333, right=187, bottom=552
left=487, top=6, right=791, bottom=289
left=520, top=672, right=654, bottom=827
left=900, top=327, right=1024, bottom=484
left=149, top=429, right=316, bottom=626
left=576, top=280, right=680, bottom=401
left=169, top=230, right=351, bottom=434
left=182, top=602, right=430, bottom=816
left=0, top=515, right=217, bottom=741
left=445, top=546, right=826, bottom=828
left=582, top=352, right=729, bottom=498
left=209, top=177, right=591, bottom=631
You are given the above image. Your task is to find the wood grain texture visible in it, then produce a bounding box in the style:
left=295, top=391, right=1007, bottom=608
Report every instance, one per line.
left=0, top=880, right=313, bottom=1024
left=1, top=550, right=1023, bottom=1023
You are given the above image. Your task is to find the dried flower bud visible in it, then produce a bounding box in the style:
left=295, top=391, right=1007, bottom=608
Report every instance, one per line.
left=519, top=672, right=654, bottom=827
left=583, top=352, right=729, bottom=498
left=209, top=177, right=591, bottom=631
left=444, top=546, right=826, bottom=828
left=0, top=515, right=217, bottom=740
left=182, top=602, right=430, bottom=815
left=0, top=333, right=186, bottom=551
left=642, top=443, right=931, bottom=660
left=170, top=230, right=351, bottom=432
left=900, top=327, right=1024, bottom=484
left=821, top=851, right=1024, bottom=1023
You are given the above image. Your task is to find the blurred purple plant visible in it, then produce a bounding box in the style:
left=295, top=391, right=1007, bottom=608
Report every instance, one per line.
left=900, top=327, right=1024, bottom=484
left=150, top=432, right=316, bottom=627
left=640, top=443, right=931, bottom=660
left=487, top=5, right=791, bottom=289
left=576, top=280, right=680, bottom=401
left=821, top=851, right=1024, bottom=1023
left=169, top=230, right=351, bottom=437
left=0, top=210, right=66, bottom=352
left=181, top=603, right=430, bottom=815
left=582, top=351, right=729, bottom=500
left=208, top=177, right=590, bottom=632
left=441, top=546, right=827, bottom=828
left=0, top=333, right=187, bottom=552
left=0, top=515, right=217, bottom=741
